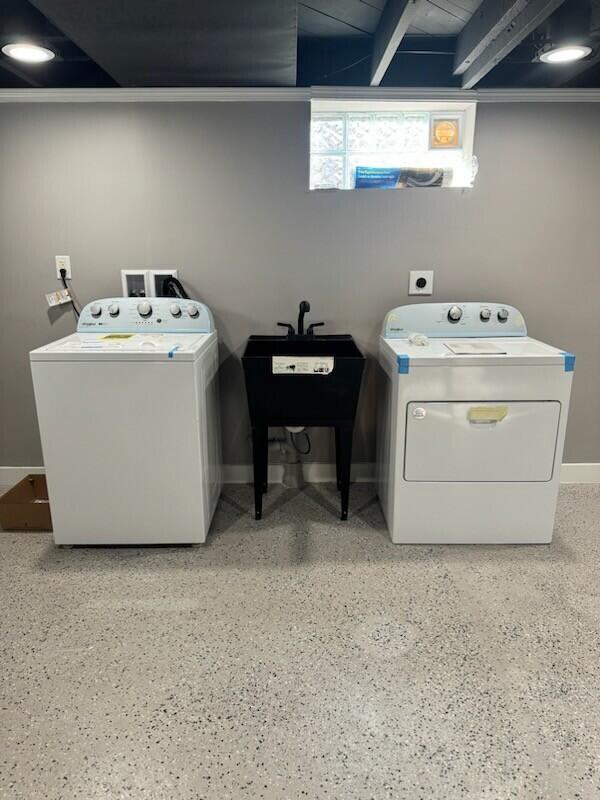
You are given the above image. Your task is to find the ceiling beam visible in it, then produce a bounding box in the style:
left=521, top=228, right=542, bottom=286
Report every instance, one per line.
left=460, top=0, right=567, bottom=89
left=454, top=0, right=529, bottom=75
left=370, top=0, right=424, bottom=86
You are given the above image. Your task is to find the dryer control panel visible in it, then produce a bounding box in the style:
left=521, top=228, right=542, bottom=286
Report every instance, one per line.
left=77, top=298, right=215, bottom=334
left=383, top=302, right=527, bottom=338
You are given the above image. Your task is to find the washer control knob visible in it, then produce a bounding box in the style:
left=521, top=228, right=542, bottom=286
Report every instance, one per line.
left=108, top=303, right=120, bottom=317
left=187, top=305, right=200, bottom=318
left=137, top=301, right=152, bottom=317
left=498, top=307, right=510, bottom=322
left=170, top=303, right=182, bottom=317
left=480, top=307, right=491, bottom=321
left=412, top=407, right=427, bottom=419
left=448, top=305, right=462, bottom=322
left=90, top=303, right=102, bottom=318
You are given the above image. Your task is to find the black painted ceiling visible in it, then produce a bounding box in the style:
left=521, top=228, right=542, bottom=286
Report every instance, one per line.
left=1, top=0, right=599, bottom=89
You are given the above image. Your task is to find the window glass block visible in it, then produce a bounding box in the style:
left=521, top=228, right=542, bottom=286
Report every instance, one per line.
left=347, top=114, right=374, bottom=152
left=399, top=113, right=429, bottom=152
left=371, top=114, right=404, bottom=153
left=311, top=115, right=345, bottom=153
left=310, top=155, right=344, bottom=189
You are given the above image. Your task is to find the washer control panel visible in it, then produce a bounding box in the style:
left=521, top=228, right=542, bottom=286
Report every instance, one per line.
left=77, top=298, right=214, bottom=333
left=383, top=303, right=527, bottom=338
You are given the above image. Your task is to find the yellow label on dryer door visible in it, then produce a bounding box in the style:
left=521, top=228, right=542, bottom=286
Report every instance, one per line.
left=468, top=405, right=508, bottom=423
left=102, top=334, right=134, bottom=339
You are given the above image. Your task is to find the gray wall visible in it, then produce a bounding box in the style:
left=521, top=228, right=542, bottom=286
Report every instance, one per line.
left=1, top=100, right=599, bottom=466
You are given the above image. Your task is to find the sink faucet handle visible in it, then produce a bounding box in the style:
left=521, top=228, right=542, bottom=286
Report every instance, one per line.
left=307, top=322, right=325, bottom=336
left=277, top=322, right=295, bottom=336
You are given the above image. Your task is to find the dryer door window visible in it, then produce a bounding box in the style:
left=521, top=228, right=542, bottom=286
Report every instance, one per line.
left=404, top=401, right=561, bottom=482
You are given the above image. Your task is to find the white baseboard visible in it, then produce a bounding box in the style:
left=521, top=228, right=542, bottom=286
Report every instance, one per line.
left=2, top=463, right=599, bottom=488
left=559, top=463, right=600, bottom=484
left=0, top=466, right=45, bottom=488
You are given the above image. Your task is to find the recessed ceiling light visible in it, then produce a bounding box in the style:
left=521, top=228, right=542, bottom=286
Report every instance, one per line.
left=1, top=43, right=55, bottom=63
left=539, top=44, right=592, bottom=64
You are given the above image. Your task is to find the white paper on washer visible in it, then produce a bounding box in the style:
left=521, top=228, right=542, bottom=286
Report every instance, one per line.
left=444, top=342, right=507, bottom=355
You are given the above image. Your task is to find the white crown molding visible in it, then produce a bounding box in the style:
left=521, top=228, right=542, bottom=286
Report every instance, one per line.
left=477, top=88, right=600, bottom=103
left=311, top=87, right=600, bottom=103
left=0, top=87, right=312, bottom=103
left=0, top=86, right=600, bottom=104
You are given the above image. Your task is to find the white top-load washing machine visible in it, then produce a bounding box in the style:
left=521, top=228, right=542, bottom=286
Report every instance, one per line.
left=377, top=303, right=574, bottom=544
left=30, top=297, right=222, bottom=545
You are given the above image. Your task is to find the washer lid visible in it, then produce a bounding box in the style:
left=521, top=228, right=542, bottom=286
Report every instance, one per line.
left=30, top=332, right=213, bottom=362
left=382, top=336, right=569, bottom=368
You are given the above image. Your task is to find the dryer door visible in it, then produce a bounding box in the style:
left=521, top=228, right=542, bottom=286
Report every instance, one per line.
left=404, top=401, right=561, bottom=482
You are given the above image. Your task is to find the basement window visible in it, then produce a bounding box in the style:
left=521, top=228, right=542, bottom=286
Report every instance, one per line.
left=310, top=99, right=478, bottom=191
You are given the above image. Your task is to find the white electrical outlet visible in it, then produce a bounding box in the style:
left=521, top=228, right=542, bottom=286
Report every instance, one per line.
left=55, top=255, right=71, bottom=279
left=409, top=270, right=434, bottom=295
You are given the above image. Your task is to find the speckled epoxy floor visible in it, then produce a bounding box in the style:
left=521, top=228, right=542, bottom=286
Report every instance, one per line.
left=1, top=483, right=600, bottom=800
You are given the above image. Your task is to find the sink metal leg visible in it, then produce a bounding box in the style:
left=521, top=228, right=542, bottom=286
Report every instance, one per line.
left=252, top=425, right=268, bottom=520
left=334, top=427, right=342, bottom=491
left=336, top=425, right=353, bottom=521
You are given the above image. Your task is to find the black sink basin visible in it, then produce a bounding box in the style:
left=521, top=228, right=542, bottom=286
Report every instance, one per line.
left=243, top=334, right=361, bottom=358
left=242, top=333, right=365, bottom=521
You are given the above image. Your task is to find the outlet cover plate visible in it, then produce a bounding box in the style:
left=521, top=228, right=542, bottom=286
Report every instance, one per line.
left=409, top=270, right=434, bottom=295
left=55, top=255, right=71, bottom=279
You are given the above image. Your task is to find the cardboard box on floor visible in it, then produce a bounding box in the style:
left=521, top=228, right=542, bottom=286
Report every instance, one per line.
left=0, top=475, right=53, bottom=531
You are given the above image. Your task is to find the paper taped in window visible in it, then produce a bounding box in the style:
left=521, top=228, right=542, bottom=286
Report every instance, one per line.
left=354, top=166, right=453, bottom=190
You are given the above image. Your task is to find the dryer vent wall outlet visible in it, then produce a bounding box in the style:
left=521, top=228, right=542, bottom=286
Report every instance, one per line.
left=120, top=269, right=179, bottom=297
left=151, top=270, right=179, bottom=297
left=409, top=270, right=434, bottom=296
left=121, top=270, right=149, bottom=298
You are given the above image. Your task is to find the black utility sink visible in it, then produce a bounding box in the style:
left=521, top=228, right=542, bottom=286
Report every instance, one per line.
left=243, top=334, right=358, bottom=357
left=242, top=302, right=365, bottom=521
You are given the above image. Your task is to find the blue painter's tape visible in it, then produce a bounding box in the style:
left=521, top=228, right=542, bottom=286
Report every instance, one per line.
left=563, top=352, right=575, bottom=372
left=397, top=354, right=410, bottom=374
left=168, top=345, right=180, bottom=359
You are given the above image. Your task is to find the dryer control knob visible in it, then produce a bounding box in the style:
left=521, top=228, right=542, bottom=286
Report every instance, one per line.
left=137, top=301, right=152, bottom=317
left=448, top=305, right=462, bottom=322
left=90, top=303, right=102, bottom=318
left=480, top=307, right=491, bottom=321
left=108, top=304, right=120, bottom=317
left=187, top=305, right=200, bottom=318
left=413, top=407, right=427, bottom=419
left=170, top=303, right=182, bottom=317
left=498, top=308, right=509, bottom=322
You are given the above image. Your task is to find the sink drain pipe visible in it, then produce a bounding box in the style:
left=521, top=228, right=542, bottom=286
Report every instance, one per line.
left=281, top=427, right=310, bottom=489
